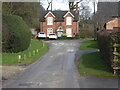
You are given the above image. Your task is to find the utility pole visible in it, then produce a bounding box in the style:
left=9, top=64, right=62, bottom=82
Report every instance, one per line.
left=51, top=1, right=52, bottom=11
left=93, top=0, right=96, bottom=40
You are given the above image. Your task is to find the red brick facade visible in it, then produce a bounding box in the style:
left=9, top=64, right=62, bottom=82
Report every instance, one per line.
left=40, top=11, right=79, bottom=37
left=106, top=18, right=120, bottom=30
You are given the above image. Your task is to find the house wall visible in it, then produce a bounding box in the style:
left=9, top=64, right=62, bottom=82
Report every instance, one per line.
left=40, top=13, right=78, bottom=37
left=106, top=18, right=120, bottom=30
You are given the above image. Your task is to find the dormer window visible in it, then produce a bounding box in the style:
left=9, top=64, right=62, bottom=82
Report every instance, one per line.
left=47, top=17, right=53, bottom=25
left=66, top=17, right=72, bottom=25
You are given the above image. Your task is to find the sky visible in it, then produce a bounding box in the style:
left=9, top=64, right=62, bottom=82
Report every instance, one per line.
left=40, top=0, right=120, bottom=14
left=40, top=0, right=98, bottom=14
left=40, top=0, right=69, bottom=11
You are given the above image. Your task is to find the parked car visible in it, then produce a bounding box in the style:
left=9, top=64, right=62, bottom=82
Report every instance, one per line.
left=37, top=32, right=46, bottom=39
left=49, top=33, right=58, bottom=39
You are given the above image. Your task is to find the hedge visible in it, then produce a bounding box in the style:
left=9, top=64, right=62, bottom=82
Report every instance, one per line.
left=2, top=15, right=31, bottom=53
left=97, top=30, right=120, bottom=74
left=78, top=29, right=93, bottom=38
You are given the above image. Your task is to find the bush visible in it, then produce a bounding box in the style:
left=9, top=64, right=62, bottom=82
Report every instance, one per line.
left=78, top=29, right=93, bottom=38
left=97, top=30, right=120, bottom=74
left=97, top=31, right=112, bottom=66
left=78, top=21, right=94, bottom=38
left=58, top=37, right=75, bottom=40
left=2, top=15, right=31, bottom=53
left=61, top=33, right=67, bottom=37
left=32, top=18, right=40, bottom=29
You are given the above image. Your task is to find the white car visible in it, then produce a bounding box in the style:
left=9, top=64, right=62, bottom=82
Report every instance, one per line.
left=37, top=32, right=46, bottom=39
left=49, top=33, right=58, bottom=39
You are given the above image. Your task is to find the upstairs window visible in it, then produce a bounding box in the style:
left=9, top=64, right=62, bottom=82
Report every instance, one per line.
left=66, top=17, right=72, bottom=25
left=47, top=17, right=53, bottom=25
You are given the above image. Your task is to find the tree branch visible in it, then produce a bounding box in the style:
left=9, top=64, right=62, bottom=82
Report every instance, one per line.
left=46, top=0, right=53, bottom=10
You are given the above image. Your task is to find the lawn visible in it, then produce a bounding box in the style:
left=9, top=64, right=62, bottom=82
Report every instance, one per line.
left=77, top=52, right=113, bottom=77
left=2, top=40, right=48, bottom=65
left=80, top=40, right=98, bottom=50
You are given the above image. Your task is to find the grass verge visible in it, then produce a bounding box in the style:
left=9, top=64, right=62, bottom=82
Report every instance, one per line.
left=77, top=52, right=114, bottom=77
left=2, top=40, right=48, bottom=65
left=80, top=40, right=98, bottom=50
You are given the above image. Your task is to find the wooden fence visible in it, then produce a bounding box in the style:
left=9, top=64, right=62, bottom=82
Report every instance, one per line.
left=112, top=43, right=120, bottom=75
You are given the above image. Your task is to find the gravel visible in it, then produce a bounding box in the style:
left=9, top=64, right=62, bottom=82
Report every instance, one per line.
left=1, top=65, right=26, bottom=81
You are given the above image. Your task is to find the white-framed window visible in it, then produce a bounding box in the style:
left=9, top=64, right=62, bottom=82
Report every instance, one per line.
left=47, top=17, right=53, bottom=25
left=66, top=17, right=72, bottom=25
left=47, top=28, right=53, bottom=36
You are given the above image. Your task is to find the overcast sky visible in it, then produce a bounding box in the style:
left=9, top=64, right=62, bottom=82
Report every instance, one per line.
left=40, top=0, right=97, bottom=14
left=40, top=0, right=120, bottom=14
left=40, top=0, right=69, bottom=10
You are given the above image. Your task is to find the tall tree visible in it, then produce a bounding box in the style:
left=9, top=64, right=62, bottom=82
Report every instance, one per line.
left=69, top=2, right=75, bottom=11
left=69, top=0, right=90, bottom=11
left=2, top=2, right=45, bottom=27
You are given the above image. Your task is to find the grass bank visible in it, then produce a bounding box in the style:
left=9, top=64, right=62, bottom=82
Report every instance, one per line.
left=77, top=52, right=113, bottom=76
left=80, top=40, right=98, bottom=50
left=2, top=40, right=48, bottom=65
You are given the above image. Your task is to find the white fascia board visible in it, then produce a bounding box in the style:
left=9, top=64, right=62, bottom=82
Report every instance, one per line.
left=63, top=11, right=74, bottom=18
left=45, top=11, right=55, bottom=18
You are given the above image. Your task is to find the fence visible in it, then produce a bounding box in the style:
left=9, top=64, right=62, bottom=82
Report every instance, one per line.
left=17, top=42, right=45, bottom=65
left=112, top=43, right=120, bottom=75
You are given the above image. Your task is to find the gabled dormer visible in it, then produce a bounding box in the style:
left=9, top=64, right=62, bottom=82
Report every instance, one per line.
left=63, top=11, right=75, bottom=25
left=45, top=11, right=55, bottom=25
left=63, top=11, right=75, bottom=18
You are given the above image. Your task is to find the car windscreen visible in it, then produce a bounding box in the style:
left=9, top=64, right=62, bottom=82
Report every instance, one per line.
left=49, top=34, right=55, bottom=35
left=39, top=32, right=45, bottom=34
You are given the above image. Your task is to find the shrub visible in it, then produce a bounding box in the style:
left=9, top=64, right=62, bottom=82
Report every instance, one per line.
left=32, top=18, right=40, bottom=29
left=62, top=33, right=67, bottom=37
left=97, top=31, right=112, bottom=66
left=97, top=30, right=120, bottom=74
left=78, top=21, right=94, bottom=38
left=78, top=29, right=93, bottom=38
left=2, top=15, right=31, bottom=53
left=58, top=37, right=75, bottom=40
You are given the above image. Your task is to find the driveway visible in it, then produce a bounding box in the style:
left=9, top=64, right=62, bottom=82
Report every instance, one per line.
left=3, top=40, right=119, bottom=88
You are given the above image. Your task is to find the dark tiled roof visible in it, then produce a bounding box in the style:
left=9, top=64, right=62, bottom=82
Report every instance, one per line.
left=111, top=1, right=120, bottom=17
left=97, top=2, right=119, bottom=17
left=40, top=11, right=79, bottom=22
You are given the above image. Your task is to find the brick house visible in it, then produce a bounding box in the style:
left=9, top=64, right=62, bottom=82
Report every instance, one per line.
left=106, top=1, right=120, bottom=30
left=96, top=1, right=119, bottom=30
left=106, top=18, right=120, bottom=30
left=39, top=10, right=79, bottom=37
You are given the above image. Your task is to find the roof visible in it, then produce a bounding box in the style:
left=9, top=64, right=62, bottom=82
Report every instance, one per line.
left=112, top=1, right=120, bottom=18
left=63, top=11, right=74, bottom=18
left=97, top=2, right=119, bottom=17
left=44, top=11, right=55, bottom=18
left=40, top=11, right=79, bottom=22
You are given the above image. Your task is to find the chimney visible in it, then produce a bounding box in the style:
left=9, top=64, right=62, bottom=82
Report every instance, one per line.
left=76, top=2, right=79, bottom=13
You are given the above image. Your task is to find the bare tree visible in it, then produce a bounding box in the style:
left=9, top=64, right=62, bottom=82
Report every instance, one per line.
left=69, top=0, right=85, bottom=11
left=46, top=0, right=53, bottom=11
left=69, top=0, right=90, bottom=17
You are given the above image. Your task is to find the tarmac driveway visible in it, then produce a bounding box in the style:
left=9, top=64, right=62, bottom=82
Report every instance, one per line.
left=3, top=40, right=119, bottom=88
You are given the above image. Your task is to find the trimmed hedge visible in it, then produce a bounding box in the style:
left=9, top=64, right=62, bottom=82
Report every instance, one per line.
left=2, top=15, right=31, bottom=53
left=58, top=37, right=76, bottom=40
left=78, top=29, right=93, bottom=38
left=97, top=30, right=120, bottom=74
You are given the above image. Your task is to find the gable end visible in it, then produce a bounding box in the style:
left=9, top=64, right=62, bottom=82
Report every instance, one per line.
left=45, top=11, right=55, bottom=18
left=63, top=11, right=75, bottom=18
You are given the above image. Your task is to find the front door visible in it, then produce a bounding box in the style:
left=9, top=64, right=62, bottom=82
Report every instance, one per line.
left=66, top=28, right=72, bottom=37
left=47, top=28, right=53, bottom=37
left=57, top=31, right=63, bottom=37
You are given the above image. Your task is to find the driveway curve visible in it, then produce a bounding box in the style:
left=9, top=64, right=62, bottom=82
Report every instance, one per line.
left=3, top=40, right=118, bottom=88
